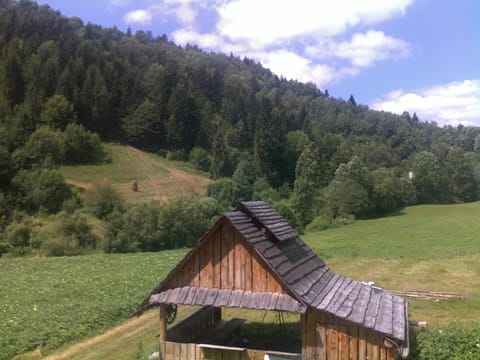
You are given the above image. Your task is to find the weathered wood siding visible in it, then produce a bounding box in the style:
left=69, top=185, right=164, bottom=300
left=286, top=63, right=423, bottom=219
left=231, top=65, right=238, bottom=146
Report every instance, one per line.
left=166, top=221, right=285, bottom=293
left=159, top=340, right=301, bottom=360
left=303, top=308, right=396, bottom=360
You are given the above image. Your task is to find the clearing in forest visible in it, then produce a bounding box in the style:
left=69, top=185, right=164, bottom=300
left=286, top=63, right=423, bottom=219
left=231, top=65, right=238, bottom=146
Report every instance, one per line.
left=60, top=144, right=211, bottom=203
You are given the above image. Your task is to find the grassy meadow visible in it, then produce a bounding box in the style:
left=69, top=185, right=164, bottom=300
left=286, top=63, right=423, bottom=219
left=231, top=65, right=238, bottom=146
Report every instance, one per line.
left=2, top=202, right=479, bottom=359
left=60, top=144, right=211, bottom=203
left=304, top=202, right=480, bottom=325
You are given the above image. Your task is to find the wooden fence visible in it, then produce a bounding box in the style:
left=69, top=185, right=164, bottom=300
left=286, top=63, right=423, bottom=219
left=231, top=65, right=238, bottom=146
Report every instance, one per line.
left=159, top=340, right=301, bottom=360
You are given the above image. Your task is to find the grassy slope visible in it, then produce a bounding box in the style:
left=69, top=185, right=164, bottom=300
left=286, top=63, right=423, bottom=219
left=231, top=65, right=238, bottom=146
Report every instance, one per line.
left=5, top=202, right=480, bottom=359
left=60, top=144, right=211, bottom=203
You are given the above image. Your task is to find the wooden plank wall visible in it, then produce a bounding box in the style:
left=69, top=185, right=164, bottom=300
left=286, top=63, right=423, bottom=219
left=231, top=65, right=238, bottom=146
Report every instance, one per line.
left=303, top=309, right=396, bottom=360
left=159, top=341, right=301, bottom=360
left=167, top=221, right=285, bottom=293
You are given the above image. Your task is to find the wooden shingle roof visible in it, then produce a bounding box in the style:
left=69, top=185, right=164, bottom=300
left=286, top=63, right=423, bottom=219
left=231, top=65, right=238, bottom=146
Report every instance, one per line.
left=226, top=201, right=408, bottom=343
left=150, top=287, right=304, bottom=313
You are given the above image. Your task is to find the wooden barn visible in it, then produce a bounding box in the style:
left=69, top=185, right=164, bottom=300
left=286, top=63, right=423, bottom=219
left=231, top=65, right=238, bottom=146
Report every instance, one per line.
left=137, top=201, right=409, bottom=359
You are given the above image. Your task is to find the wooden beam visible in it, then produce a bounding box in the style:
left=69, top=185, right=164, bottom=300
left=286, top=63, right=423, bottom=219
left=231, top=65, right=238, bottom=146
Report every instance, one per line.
left=159, top=304, right=167, bottom=341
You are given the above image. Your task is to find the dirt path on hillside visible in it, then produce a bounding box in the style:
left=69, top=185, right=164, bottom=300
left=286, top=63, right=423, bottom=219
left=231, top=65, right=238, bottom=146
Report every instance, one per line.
left=43, top=311, right=158, bottom=360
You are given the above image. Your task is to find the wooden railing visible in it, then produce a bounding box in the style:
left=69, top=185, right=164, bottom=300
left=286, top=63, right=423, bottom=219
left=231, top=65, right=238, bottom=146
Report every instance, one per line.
left=159, top=340, right=302, bottom=360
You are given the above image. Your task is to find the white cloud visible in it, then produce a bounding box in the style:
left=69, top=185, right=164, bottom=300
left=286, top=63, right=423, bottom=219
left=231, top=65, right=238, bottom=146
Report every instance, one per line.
left=175, top=3, right=197, bottom=26
left=372, top=80, right=480, bottom=127
left=251, top=49, right=338, bottom=87
left=216, top=0, right=413, bottom=46
left=123, top=0, right=414, bottom=89
left=172, top=29, right=247, bottom=53
left=124, top=9, right=152, bottom=25
left=331, top=30, right=410, bottom=67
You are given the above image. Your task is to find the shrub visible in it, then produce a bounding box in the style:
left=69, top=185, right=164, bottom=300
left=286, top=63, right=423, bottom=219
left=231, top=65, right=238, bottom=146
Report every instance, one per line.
left=166, top=150, right=188, bottom=161
left=63, top=123, right=104, bottom=164
left=4, top=218, right=34, bottom=254
left=415, top=323, right=480, bottom=360
left=273, top=200, right=300, bottom=230
left=207, top=178, right=241, bottom=210
left=34, top=211, right=98, bottom=256
left=306, top=208, right=355, bottom=232
left=104, top=201, right=163, bottom=253
left=189, top=147, right=211, bottom=172
left=157, top=195, right=220, bottom=249
left=40, top=94, right=77, bottom=130
left=84, top=181, right=124, bottom=219
left=40, top=235, right=83, bottom=257
left=0, top=146, right=15, bottom=188
left=13, top=126, right=66, bottom=168
left=13, top=169, right=72, bottom=214
left=305, top=213, right=334, bottom=232
left=252, top=187, right=281, bottom=204
left=105, top=195, right=220, bottom=252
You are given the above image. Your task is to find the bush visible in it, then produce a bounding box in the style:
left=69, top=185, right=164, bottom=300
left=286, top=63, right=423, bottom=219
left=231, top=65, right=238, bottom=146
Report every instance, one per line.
left=252, top=187, right=281, bottom=204
left=104, top=201, right=163, bottom=253
left=105, top=195, right=220, bottom=252
left=306, top=213, right=334, bottom=232
left=207, top=178, right=241, bottom=210
left=4, top=218, right=35, bottom=254
left=166, top=150, right=188, bottom=161
left=40, top=235, right=83, bottom=257
left=13, top=169, right=72, bottom=214
left=189, top=147, right=211, bottom=172
left=13, top=126, right=66, bottom=168
left=34, top=211, right=98, bottom=256
left=63, top=123, right=104, bottom=164
left=273, top=200, right=300, bottom=230
left=306, top=208, right=355, bottom=232
left=40, top=95, right=77, bottom=130
left=157, top=195, right=220, bottom=249
left=415, top=323, right=480, bottom=360
left=0, top=146, right=15, bottom=188
left=84, top=181, right=124, bottom=219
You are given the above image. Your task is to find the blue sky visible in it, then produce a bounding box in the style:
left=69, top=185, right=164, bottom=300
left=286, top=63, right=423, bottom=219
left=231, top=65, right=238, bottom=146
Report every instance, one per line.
left=39, top=0, right=480, bottom=127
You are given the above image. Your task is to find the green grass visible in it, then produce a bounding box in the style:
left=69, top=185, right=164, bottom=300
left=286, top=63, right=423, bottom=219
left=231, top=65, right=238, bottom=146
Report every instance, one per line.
left=0, top=251, right=187, bottom=360
left=303, top=202, right=480, bottom=260
left=60, top=143, right=211, bottom=203
left=304, top=202, right=480, bottom=326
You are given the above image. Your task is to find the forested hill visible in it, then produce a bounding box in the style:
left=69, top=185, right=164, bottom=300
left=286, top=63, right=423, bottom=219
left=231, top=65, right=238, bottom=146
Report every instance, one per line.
left=1, top=0, right=480, bottom=217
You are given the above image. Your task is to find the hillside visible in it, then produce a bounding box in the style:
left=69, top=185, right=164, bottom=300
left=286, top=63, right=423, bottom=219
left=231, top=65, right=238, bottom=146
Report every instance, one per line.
left=60, top=144, right=211, bottom=203
left=1, top=0, right=479, bottom=242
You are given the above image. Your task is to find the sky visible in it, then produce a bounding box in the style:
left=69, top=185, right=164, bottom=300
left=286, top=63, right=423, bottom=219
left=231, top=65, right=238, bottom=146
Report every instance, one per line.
left=38, top=0, right=480, bottom=127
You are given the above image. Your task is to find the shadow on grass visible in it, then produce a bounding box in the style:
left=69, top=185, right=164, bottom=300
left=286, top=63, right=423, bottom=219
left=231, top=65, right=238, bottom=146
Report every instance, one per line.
left=239, top=321, right=301, bottom=353
left=369, top=209, right=406, bottom=219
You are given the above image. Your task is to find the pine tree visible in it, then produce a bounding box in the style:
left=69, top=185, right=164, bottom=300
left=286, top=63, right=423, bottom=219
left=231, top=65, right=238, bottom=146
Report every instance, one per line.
left=292, top=145, right=322, bottom=226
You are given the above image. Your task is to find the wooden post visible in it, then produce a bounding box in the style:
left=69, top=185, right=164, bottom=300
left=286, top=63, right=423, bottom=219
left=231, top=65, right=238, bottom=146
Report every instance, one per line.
left=159, top=304, right=167, bottom=341
left=300, top=313, right=306, bottom=359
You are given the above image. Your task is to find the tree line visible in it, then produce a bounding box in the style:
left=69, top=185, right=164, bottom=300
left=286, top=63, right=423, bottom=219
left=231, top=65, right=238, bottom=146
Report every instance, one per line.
left=0, top=0, right=480, bottom=256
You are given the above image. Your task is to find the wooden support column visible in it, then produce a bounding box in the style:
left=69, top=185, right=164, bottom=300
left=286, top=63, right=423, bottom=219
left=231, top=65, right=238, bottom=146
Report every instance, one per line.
left=301, top=313, right=306, bottom=359
left=159, top=304, right=167, bottom=341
